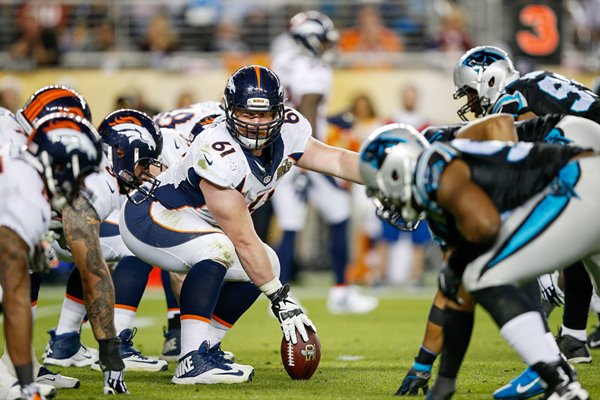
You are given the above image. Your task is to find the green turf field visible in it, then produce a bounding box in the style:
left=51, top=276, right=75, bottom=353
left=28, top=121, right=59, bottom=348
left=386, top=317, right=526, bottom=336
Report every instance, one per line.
left=5, top=272, right=600, bottom=399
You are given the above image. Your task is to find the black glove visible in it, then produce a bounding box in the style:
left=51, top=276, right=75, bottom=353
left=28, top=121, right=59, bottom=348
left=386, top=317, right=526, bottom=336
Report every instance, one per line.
left=395, top=367, right=431, bottom=396
left=268, top=284, right=316, bottom=344
left=438, top=266, right=463, bottom=304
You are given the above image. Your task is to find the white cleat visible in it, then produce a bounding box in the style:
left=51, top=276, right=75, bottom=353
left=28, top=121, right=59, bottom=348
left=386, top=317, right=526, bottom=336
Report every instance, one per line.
left=327, top=285, right=378, bottom=315
left=172, top=341, right=253, bottom=385
left=36, top=366, right=80, bottom=389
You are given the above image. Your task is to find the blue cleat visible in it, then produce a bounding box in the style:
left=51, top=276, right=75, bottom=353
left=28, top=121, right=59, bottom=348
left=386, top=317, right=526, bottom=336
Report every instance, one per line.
left=493, top=367, right=545, bottom=399
left=160, top=326, right=181, bottom=362
left=172, top=341, right=253, bottom=385
left=43, top=329, right=95, bottom=368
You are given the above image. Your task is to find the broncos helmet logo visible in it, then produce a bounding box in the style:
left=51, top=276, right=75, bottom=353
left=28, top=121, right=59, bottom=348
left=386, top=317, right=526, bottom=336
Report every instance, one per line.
left=47, top=129, right=98, bottom=160
left=111, top=123, right=157, bottom=151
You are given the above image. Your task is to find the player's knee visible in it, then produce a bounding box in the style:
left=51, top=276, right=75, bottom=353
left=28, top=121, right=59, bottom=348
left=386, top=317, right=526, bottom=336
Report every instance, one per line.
left=472, top=285, right=534, bottom=327
left=208, top=234, right=237, bottom=269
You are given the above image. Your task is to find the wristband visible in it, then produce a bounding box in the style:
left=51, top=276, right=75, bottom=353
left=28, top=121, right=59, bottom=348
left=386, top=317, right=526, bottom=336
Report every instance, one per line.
left=258, top=277, right=283, bottom=297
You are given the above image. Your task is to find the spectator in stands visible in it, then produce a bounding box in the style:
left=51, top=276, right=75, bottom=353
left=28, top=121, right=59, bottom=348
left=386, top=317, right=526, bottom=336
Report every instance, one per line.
left=431, top=4, right=473, bottom=52
left=139, top=14, right=179, bottom=53
left=0, top=76, right=23, bottom=113
left=10, top=12, right=60, bottom=66
left=393, top=84, right=429, bottom=131
left=92, top=20, right=118, bottom=52
left=59, top=20, right=93, bottom=52
left=114, top=88, right=160, bottom=116
left=210, top=22, right=249, bottom=53
left=339, top=5, right=404, bottom=54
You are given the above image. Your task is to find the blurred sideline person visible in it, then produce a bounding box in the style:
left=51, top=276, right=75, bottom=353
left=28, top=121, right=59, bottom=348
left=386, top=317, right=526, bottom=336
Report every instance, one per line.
left=271, top=11, right=378, bottom=314
left=360, top=120, right=594, bottom=400
left=42, top=109, right=168, bottom=374
left=13, top=86, right=129, bottom=395
left=119, top=65, right=365, bottom=384
left=1, top=112, right=102, bottom=399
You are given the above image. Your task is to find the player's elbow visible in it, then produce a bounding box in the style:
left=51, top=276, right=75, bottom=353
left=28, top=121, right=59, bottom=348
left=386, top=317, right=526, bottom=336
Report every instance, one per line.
left=486, top=114, right=517, bottom=141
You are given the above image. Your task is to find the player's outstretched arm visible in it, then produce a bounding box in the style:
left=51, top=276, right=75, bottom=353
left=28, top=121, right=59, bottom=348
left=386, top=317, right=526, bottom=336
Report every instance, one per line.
left=62, top=196, right=116, bottom=340
left=296, top=137, right=362, bottom=184
left=455, top=113, right=518, bottom=142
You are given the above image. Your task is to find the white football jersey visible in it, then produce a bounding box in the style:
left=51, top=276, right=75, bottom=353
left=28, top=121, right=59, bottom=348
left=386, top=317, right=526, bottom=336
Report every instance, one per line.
left=0, top=107, right=27, bottom=145
left=154, top=101, right=223, bottom=143
left=0, top=144, right=50, bottom=250
left=150, top=108, right=311, bottom=227
left=271, top=46, right=332, bottom=141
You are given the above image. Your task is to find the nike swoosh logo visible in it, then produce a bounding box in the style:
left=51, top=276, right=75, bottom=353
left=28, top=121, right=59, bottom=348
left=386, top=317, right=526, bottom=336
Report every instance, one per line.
left=203, top=154, right=213, bottom=166
left=128, top=359, right=160, bottom=364
left=516, top=377, right=541, bottom=393
left=589, top=339, right=600, bottom=348
left=40, top=376, right=56, bottom=381
left=106, top=181, right=116, bottom=194
left=214, top=369, right=244, bottom=376
left=174, top=140, right=180, bottom=150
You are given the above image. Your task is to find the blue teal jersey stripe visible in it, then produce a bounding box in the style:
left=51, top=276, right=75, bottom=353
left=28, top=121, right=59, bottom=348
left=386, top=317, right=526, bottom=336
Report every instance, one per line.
left=483, top=162, right=581, bottom=271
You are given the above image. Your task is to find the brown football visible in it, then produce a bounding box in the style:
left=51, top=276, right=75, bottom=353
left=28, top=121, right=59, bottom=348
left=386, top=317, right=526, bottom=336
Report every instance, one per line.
left=280, top=329, right=321, bottom=380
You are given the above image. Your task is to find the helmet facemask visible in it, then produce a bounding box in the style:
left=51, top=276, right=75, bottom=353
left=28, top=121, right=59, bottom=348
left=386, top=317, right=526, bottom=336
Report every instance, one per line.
left=225, top=100, right=284, bottom=151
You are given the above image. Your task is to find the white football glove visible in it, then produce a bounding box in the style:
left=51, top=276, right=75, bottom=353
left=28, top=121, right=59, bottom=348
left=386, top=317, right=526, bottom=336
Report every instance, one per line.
left=538, top=272, right=564, bottom=307
left=268, top=284, right=316, bottom=344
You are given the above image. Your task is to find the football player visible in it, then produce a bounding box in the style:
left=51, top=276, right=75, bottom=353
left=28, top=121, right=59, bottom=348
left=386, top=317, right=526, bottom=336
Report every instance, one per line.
left=119, top=65, right=364, bottom=384
left=0, top=112, right=102, bottom=399
left=361, top=120, right=596, bottom=400
left=14, top=86, right=129, bottom=395
left=43, top=109, right=168, bottom=373
left=271, top=11, right=377, bottom=314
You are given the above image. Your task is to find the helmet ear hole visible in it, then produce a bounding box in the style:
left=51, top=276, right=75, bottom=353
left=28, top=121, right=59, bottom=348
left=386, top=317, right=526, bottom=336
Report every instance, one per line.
left=391, top=169, right=399, bottom=181
left=488, top=77, right=495, bottom=87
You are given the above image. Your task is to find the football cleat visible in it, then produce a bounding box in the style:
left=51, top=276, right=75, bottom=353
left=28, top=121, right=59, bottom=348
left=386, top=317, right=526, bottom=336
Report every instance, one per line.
left=92, top=328, right=168, bottom=372
left=556, top=333, right=592, bottom=364
left=172, top=341, right=253, bottom=385
left=160, top=326, right=181, bottom=362
left=493, top=367, right=544, bottom=399
left=43, top=329, right=96, bottom=368
left=207, top=343, right=252, bottom=375
left=36, top=366, right=80, bottom=389
left=327, top=285, right=378, bottom=315
left=586, top=325, right=600, bottom=349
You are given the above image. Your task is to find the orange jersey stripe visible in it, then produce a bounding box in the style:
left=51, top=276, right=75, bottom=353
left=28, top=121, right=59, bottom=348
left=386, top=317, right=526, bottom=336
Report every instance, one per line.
left=65, top=294, right=85, bottom=304
left=180, top=314, right=211, bottom=324
left=115, top=304, right=137, bottom=312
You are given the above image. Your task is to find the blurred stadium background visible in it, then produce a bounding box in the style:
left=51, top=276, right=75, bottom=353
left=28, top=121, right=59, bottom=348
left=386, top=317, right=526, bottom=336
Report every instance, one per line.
left=2, top=0, right=600, bottom=286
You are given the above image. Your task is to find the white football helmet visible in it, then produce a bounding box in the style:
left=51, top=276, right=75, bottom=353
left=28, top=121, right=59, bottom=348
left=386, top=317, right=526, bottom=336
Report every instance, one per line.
left=359, top=123, right=430, bottom=230
left=453, top=46, right=520, bottom=121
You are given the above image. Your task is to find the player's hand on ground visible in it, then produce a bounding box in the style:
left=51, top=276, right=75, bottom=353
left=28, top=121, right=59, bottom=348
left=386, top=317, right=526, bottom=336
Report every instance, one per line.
left=538, top=272, right=564, bottom=307
left=395, top=367, right=431, bottom=396
left=438, top=266, right=463, bottom=305
left=268, top=284, right=316, bottom=344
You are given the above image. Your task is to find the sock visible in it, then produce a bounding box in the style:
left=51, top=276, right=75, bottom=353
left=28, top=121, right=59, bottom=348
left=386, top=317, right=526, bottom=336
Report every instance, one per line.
left=208, top=281, right=261, bottom=344
left=161, top=269, right=180, bottom=324
left=113, top=256, right=152, bottom=311
left=500, top=311, right=560, bottom=365
left=179, top=260, right=226, bottom=355
left=14, top=363, right=34, bottom=386
left=560, top=325, right=587, bottom=342
left=30, top=272, right=43, bottom=318
left=563, top=262, right=593, bottom=330
left=55, top=295, right=86, bottom=335
left=545, top=332, right=561, bottom=355
left=438, top=308, right=474, bottom=379
left=168, top=313, right=181, bottom=331
left=329, top=220, right=349, bottom=285
left=206, top=319, right=229, bottom=346
left=277, top=231, right=296, bottom=284
left=65, top=266, right=84, bottom=301
left=114, top=307, right=136, bottom=334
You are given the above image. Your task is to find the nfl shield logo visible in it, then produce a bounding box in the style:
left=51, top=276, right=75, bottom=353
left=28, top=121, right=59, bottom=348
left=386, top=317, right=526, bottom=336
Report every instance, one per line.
left=263, top=175, right=272, bottom=184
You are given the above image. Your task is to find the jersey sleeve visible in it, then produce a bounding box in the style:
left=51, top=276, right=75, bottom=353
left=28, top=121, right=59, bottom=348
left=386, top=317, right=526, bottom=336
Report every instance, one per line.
left=189, top=131, right=246, bottom=189
left=160, top=127, right=188, bottom=168
left=422, top=124, right=463, bottom=143
left=515, top=114, right=565, bottom=143
left=282, top=109, right=312, bottom=160
left=492, top=90, right=529, bottom=117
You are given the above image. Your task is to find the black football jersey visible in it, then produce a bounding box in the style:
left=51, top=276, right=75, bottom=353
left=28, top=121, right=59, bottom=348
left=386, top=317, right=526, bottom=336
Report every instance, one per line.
left=492, top=71, right=600, bottom=123
left=413, top=139, right=584, bottom=245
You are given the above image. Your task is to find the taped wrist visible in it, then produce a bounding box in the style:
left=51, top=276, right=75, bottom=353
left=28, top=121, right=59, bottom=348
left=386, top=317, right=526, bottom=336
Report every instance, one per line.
left=259, top=277, right=283, bottom=298
left=98, top=337, right=125, bottom=371
left=266, top=283, right=290, bottom=303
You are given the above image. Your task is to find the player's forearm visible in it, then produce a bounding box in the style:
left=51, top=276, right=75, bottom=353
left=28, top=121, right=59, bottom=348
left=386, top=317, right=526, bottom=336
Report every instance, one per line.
left=62, top=197, right=116, bottom=340
left=234, top=238, right=277, bottom=287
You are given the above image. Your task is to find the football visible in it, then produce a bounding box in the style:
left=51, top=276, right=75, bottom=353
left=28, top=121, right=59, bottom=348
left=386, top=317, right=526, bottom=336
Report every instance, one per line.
left=280, top=329, right=321, bottom=380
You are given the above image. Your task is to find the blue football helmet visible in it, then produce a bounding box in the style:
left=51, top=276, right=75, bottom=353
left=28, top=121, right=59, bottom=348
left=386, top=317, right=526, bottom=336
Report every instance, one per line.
left=453, top=46, right=520, bottom=121
left=17, top=85, right=92, bottom=134
left=25, top=112, right=102, bottom=211
left=98, top=109, right=163, bottom=201
left=289, top=11, right=338, bottom=62
left=224, top=65, right=285, bottom=150
left=359, top=123, right=429, bottom=231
